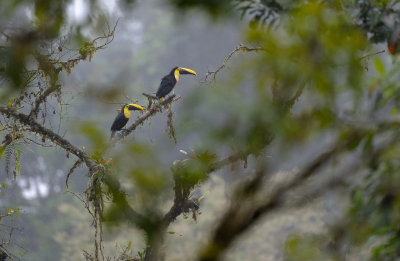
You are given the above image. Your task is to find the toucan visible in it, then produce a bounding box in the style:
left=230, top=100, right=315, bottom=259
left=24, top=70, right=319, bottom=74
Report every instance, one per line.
left=156, top=67, right=197, bottom=99
left=110, top=103, right=144, bottom=139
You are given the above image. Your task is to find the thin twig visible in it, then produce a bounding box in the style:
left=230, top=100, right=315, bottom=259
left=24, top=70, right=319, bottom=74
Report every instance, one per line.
left=66, top=159, right=83, bottom=189
left=202, top=44, right=264, bottom=83
left=358, top=49, right=385, bottom=60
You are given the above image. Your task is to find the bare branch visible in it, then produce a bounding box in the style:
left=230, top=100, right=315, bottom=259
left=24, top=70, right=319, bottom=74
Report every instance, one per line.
left=358, top=49, right=385, bottom=61
left=66, top=159, right=83, bottom=189
left=202, top=44, right=264, bottom=83
left=91, top=19, right=119, bottom=48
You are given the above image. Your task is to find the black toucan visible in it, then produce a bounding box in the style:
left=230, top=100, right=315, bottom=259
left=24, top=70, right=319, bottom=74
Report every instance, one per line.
left=110, top=103, right=144, bottom=139
left=156, top=67, right=197, bottom=99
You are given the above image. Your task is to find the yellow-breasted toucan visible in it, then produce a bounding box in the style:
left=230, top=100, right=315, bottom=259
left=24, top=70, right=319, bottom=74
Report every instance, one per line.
left=156, top=67, right=197, bottom=99
left=110, top=103, right=144, bottom=139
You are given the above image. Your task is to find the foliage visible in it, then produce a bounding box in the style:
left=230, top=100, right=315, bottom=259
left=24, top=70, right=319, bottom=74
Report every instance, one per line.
left=2, top=0, right=400, bottom=261
left=1, top=137, right=22, bottom=180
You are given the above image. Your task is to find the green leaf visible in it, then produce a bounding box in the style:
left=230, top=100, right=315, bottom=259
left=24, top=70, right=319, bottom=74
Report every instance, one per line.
left=374, top=57, right=385, bottom=75
left=0, top=146, right=5, bottom=159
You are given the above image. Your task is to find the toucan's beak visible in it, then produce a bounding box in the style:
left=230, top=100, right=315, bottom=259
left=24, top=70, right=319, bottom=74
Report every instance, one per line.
left=128, top=104, right=144, bottom=111
left=179, top=67, right=197, bottom=76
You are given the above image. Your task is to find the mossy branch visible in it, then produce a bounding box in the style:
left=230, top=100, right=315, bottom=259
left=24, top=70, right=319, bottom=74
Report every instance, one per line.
left=0, top=106, right=98, bottom=172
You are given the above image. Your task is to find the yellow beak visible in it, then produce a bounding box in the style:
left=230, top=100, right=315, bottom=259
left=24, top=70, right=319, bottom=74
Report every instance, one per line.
left=128, top=104, right=144, bottom=111
left=179, top=67, right=197, bottom=76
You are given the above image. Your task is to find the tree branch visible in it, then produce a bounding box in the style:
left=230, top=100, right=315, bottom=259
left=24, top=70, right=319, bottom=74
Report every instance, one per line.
left=0, top=106, right=98, bottom=172
left=29, top=83, right=60, bottom=119
left=358, top=49, right=385, bottom=61
left=66, top=159, right=83, bottom=189
left=196, top=122, right=400, bottom=261
left=197, top=141, right=346, bottom=261
left=28, top=25, right=117, bottom=119
left=115, top=95, right=177, bottom=140
left=202, top=44, right=264, bottom=83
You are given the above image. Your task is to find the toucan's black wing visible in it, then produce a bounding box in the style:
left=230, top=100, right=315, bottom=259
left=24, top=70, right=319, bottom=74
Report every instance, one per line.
left=111, top=112, right=129, bottom=131
left=156, top=75, right=176, bottom=99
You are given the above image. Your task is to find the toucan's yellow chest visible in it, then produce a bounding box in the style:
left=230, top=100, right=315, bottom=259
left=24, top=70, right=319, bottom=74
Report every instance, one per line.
left=123, top=107, right=131, bottom=118
left=174, top=68, right=180, bottom=82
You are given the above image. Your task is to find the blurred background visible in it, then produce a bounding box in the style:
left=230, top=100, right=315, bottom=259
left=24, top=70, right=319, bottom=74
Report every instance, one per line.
left=1, top=0, right=400, bottom=260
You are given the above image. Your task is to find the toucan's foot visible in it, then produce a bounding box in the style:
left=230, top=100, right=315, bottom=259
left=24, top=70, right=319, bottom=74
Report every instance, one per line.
left=115, top=131, right=125, bottom=139
left=121, top=128, right=128, bottom=131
